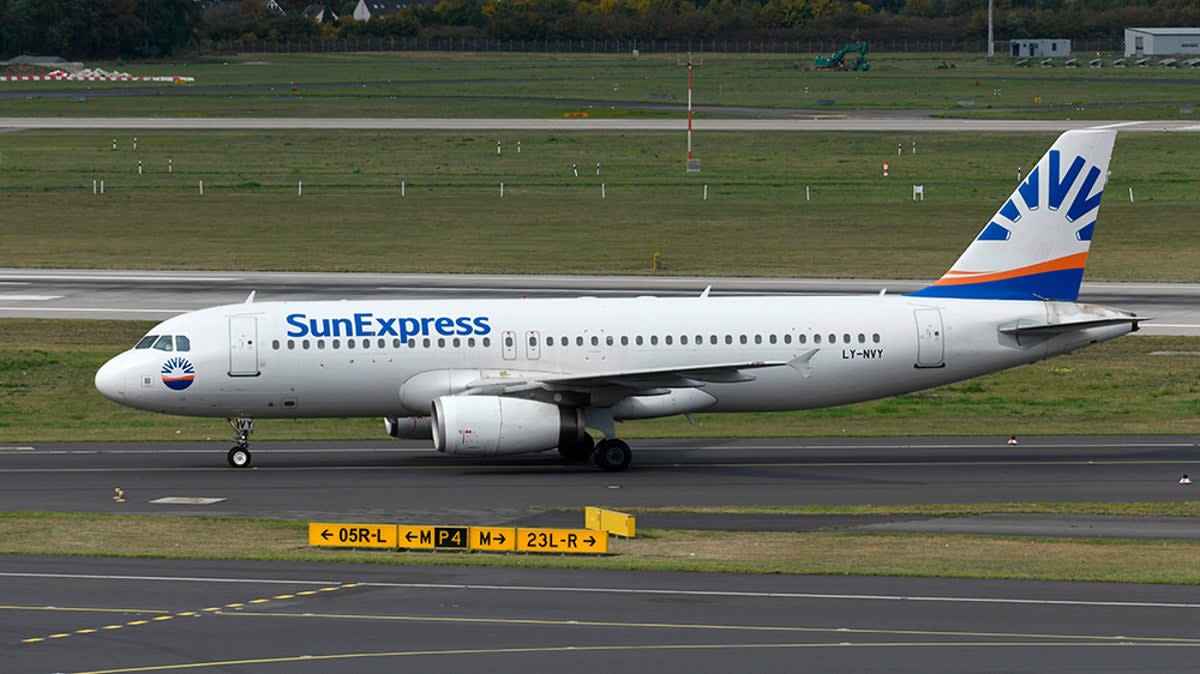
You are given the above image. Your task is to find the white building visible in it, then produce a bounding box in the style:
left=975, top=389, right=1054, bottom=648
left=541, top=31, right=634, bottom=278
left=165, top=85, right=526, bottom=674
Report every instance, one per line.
left=353, top=0, right=409, bottom=20
left=1009, top=39, right=1071, bottom=58
left=1124, top=28, right=1200, bottom=57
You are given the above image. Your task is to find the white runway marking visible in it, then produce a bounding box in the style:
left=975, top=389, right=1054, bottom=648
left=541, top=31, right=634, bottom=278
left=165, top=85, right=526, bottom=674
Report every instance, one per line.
left=2, top=571, right=1199, bottom=610
left=0, top=274, right=241, bottom=282
left=148, top=497, right=226, bottom=505
left=0, top=446, right=34, bottom=451
left=0, top=294, right=63, bottom=301
left=0, top=306, right=187, bottom=314
left=1087, top=121, right=1146, bottom=129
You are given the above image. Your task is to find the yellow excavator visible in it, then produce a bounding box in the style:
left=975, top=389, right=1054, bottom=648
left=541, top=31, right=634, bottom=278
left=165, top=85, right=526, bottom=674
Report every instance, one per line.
left=814, top=42, right=870, bottom=71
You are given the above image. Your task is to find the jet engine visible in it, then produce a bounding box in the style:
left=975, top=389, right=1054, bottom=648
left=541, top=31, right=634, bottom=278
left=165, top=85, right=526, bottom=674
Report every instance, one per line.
left=431, top=396, right=585, bottom=456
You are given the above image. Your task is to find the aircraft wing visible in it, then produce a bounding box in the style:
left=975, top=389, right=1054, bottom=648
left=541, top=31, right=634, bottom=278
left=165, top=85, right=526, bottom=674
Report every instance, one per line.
left=462, top=359, right=801, bottom=402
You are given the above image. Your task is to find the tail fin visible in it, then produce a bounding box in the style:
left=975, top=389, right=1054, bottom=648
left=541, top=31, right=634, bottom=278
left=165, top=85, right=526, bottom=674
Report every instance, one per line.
left=910, top=129, right=1116, bottom=301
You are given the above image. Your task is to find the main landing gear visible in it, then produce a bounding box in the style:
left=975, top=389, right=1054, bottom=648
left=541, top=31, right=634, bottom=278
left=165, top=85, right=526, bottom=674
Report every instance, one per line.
left=591, top=438, right=632, bottom=472
left=558, top=434, right=595, bottom=462
left=227, top=417, right=254, bottom=468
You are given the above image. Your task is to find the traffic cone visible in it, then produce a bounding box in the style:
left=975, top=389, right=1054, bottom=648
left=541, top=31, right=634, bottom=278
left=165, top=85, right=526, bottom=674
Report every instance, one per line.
left=1181, top=474, right=1192, bottom=485
left=1007, top=435, right=1019, bottom=445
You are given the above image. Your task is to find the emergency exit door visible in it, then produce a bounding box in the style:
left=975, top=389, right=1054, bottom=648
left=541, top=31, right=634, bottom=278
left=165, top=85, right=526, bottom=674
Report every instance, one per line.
left=228, top=316, right=260, bottom=376
left=913, top=308, right=945, bottom=368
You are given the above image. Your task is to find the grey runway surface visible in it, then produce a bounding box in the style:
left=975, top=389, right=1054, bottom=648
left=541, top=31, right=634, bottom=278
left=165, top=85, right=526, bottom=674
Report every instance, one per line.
left=1, top=269, right=1197, bottom=334
left=7, top=556, right=1200, bottom=674
left=2, top=437, right=1197, bottom=523
left=0, top=116, right=1197, bottom=132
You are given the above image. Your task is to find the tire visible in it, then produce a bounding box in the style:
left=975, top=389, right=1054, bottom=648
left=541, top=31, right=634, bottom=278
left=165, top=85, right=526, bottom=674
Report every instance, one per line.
left=227, top=446, right=251, bottom=468
left=592, top=439, right=632, bottom=472
left=558, top=435, right=595, bottom=462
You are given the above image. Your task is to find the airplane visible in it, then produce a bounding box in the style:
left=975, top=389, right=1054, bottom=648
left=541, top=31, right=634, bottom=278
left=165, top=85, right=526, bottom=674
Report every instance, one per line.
left=95, top=129, right=1142, bottom=471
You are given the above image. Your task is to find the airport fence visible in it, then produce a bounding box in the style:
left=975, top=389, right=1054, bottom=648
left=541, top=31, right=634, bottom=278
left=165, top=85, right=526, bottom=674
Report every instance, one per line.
left=204, top=37, right=1123, bottom=56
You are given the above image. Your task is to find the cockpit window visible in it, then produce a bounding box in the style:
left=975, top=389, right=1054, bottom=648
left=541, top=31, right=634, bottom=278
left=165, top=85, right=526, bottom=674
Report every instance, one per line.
left=175, top=335, right=191, bottom=352
left=135, top=335, right=157, bottom=349
left=152, top=335, right=174, bottom=351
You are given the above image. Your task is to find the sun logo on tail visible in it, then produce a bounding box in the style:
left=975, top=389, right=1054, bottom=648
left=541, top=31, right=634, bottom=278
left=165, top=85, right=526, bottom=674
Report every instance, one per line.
left=161, top=357, right=195, bottom=391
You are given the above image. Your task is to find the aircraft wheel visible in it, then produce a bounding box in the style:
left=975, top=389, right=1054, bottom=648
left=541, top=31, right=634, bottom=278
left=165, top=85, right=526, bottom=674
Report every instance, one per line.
left=227, top=446, right=252, bottom=468
left=558, top=435, right=595, bottom=462
left=592, top=439, right=632, bottom=472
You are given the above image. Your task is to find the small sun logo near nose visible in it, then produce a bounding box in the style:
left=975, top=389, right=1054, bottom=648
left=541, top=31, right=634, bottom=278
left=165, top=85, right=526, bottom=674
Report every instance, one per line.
left=161, top=357, right=195, bottom=391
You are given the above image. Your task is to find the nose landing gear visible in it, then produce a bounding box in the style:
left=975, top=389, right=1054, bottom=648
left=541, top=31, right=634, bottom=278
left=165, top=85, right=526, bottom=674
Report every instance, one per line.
left=227, top=417, right=254, bottom=468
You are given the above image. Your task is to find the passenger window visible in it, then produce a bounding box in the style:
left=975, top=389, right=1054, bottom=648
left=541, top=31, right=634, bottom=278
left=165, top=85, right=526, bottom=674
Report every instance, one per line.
left=858, top=334, right=866, bottom=344
left=576, top=337, right=584, bottom=346
left=828, top=333, right=836, bottom=344
left=843, top=334, right=851, bottom=344
left=467, top=337, right=476, bottom=347
left=814, top=334, right=822, bottom=344
left=437, top=338, right=446, bottom=348
left=725, top=335, right=732, bottom=344
left=422, top=338, right=430, bottom=348
left=769, top=335, right=777, bottom=344
left=621, top=336, right=629, bottom=346
left=681, top=335, right=688, bottom=345
left=176, top=335, right=191, bottom=352
left=135, top=335, right=157, bottom=349
left=873, top=333, right=881, bottom=343
left=333, top=339, right=341, bottom=349
left=695, top=334, right=702, bottom=344
left=152, top=335, right=173, bottom=351
left=378, top=338, right=386, bottom=349
left=528, top=335, right=536, bottom=346
left=272, top=339, right=280, bottom=350
left=546, top=337, right=555, bottom=346
left=606, top=336, right=614, bottom=346
left=754, top=335, right=762, bottom=344
left=393, top=338, right=401, bottom=348
left=710, top=335, right=718, bottom=345
left=302, top=339, right=310, bottom=349
left=317, top=339, right=326, bottom=349
left=453, top=338, right=461, bottom=348
left=665, top=336, right=673, bottom=345
left=739, top=335, right=748, bottom=345
left=786, top=334, right=795, bottom=344
left=591, top=336, right=599, bottom=346
left=287, top=340, right=295, bottom=350
left=483, top=337, right=492, bottom=347
left=347, top=339, right=355, bottom=349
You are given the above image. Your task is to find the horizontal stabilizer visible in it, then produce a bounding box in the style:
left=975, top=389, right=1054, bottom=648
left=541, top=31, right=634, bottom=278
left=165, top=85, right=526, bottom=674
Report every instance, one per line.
left=999, top=315, right=1147, bottom=336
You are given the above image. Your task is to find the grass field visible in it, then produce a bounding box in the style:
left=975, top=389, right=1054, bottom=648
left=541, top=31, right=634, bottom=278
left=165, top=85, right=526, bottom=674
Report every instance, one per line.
left=1, top=52, right=1198, bottom=119
left=5, top=509, right=1200, bottom=583
left=2, top=130, right=1199, bottom=280
left=2, top=318, right=1198, bottom=443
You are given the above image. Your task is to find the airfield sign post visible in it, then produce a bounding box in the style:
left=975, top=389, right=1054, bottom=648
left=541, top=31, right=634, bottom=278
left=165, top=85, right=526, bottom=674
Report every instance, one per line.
left=680, top=53, right=702, bottom=172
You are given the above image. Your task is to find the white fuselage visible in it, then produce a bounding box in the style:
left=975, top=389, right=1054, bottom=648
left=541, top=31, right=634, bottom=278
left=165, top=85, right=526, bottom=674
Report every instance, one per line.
left=95, top=294, right=1133, bottom=420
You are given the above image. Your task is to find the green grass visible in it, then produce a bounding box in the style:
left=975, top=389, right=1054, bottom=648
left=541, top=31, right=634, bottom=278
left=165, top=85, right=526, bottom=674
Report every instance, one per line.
left=548, top=502, right=1200, bottom=517
left=5, top=510, right=1200, bottom=583
left=2, top=319, right=1199, bottom=443
left=1, top=130, right=1199, bottom=280
left=1, top=52, right=1198, bottom=119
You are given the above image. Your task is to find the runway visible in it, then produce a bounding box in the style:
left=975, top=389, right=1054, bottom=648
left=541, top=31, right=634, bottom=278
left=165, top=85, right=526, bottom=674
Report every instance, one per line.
left=0, top=116, right=1198, bottom=132
left=1, top=437, right=1197, bottom=523
left=7, top=556, right=1200, bottom=674
left=1, top=269, right=1198, bottom=334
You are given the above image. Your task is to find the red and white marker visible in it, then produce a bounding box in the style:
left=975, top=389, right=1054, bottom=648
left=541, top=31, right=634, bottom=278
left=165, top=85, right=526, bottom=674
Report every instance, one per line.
left=883, top=160, right=890, bottom=177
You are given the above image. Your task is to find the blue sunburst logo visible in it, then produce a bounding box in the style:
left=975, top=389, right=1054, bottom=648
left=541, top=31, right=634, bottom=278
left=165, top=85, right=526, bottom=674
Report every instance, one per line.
left=161, top=357, right=195, bottom=391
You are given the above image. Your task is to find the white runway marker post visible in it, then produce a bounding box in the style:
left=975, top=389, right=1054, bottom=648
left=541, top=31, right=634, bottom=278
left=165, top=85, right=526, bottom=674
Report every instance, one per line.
left=703, top=185, right=708, bottom=200
left=401, top=180, right=406, bottom=197
left=100, top=180, right=104, bottom=194
left=298, top=181, right=303, bottom=196
left=806, top=185, right=811, bottom=201
left=168, top=159, right=172, bottom=173
left=199, top=180, right=204, bottom=195
left=92, top=179, right=97, bottom=195
left=133, top=137, right=138, bottom=151
left=572, top=163, right=578, bottom=177
left=1129, top=187, right=1135, bottom=203
left=601, top=183, right=606, bottom=199
left=137, top=160, right=142, bottom=176
left=497, top=141, right=501, bottom=155
left=500, top=182, right=504, bottom=197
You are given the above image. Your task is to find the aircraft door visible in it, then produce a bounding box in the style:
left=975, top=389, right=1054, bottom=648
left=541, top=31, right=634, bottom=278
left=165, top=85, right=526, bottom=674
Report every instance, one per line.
left=228, top=315, right=261, bottom=376
left=525, top=330, right=541, bottom=360
left=913, top=308, right=945, bottom=368
left=501, top=330, right=517, bottom=360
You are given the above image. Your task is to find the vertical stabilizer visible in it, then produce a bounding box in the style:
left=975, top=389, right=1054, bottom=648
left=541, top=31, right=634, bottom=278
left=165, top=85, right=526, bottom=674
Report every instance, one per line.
left=910, top=129, right=1116, bottom=301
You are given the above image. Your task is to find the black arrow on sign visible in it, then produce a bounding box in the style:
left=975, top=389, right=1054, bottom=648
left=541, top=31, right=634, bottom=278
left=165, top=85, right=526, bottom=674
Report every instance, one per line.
left=405, top=531, right=417, bottom=542
left=321, top=529, right=332, bottom=541
left=495, top=533, right=506, bottom=544
left=584, top=535, right=596, bottom=546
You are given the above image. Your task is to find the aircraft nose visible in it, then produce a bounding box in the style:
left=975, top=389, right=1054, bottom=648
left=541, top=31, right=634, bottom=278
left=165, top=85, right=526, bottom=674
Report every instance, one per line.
left=94, top=357, right=126, bottom=402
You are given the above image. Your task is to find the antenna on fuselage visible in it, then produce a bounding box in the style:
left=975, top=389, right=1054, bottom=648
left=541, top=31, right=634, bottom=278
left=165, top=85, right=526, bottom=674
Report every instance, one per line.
left=244, top=291, right=256, bottom=304
left=699, top=285, right=712, bottom=298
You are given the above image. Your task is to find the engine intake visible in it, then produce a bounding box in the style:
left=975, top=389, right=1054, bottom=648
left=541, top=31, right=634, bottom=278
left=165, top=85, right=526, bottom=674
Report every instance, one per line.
left=431, top=396, right=584, bottom=456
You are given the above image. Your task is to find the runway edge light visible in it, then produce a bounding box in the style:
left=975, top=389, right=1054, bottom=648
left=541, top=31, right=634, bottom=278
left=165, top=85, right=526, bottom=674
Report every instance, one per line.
left=586, top=506, right=636, bottom=538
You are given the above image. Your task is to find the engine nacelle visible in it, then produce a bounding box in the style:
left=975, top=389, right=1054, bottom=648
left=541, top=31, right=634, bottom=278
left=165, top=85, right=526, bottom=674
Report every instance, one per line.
left=431, top=396, right=584, bottom=456
left=384, top=416, right=432, bottom=439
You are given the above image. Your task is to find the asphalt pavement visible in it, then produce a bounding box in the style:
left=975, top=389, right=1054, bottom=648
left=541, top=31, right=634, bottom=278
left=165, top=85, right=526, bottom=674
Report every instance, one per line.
left=7, top=556, right=1200, bottom=674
